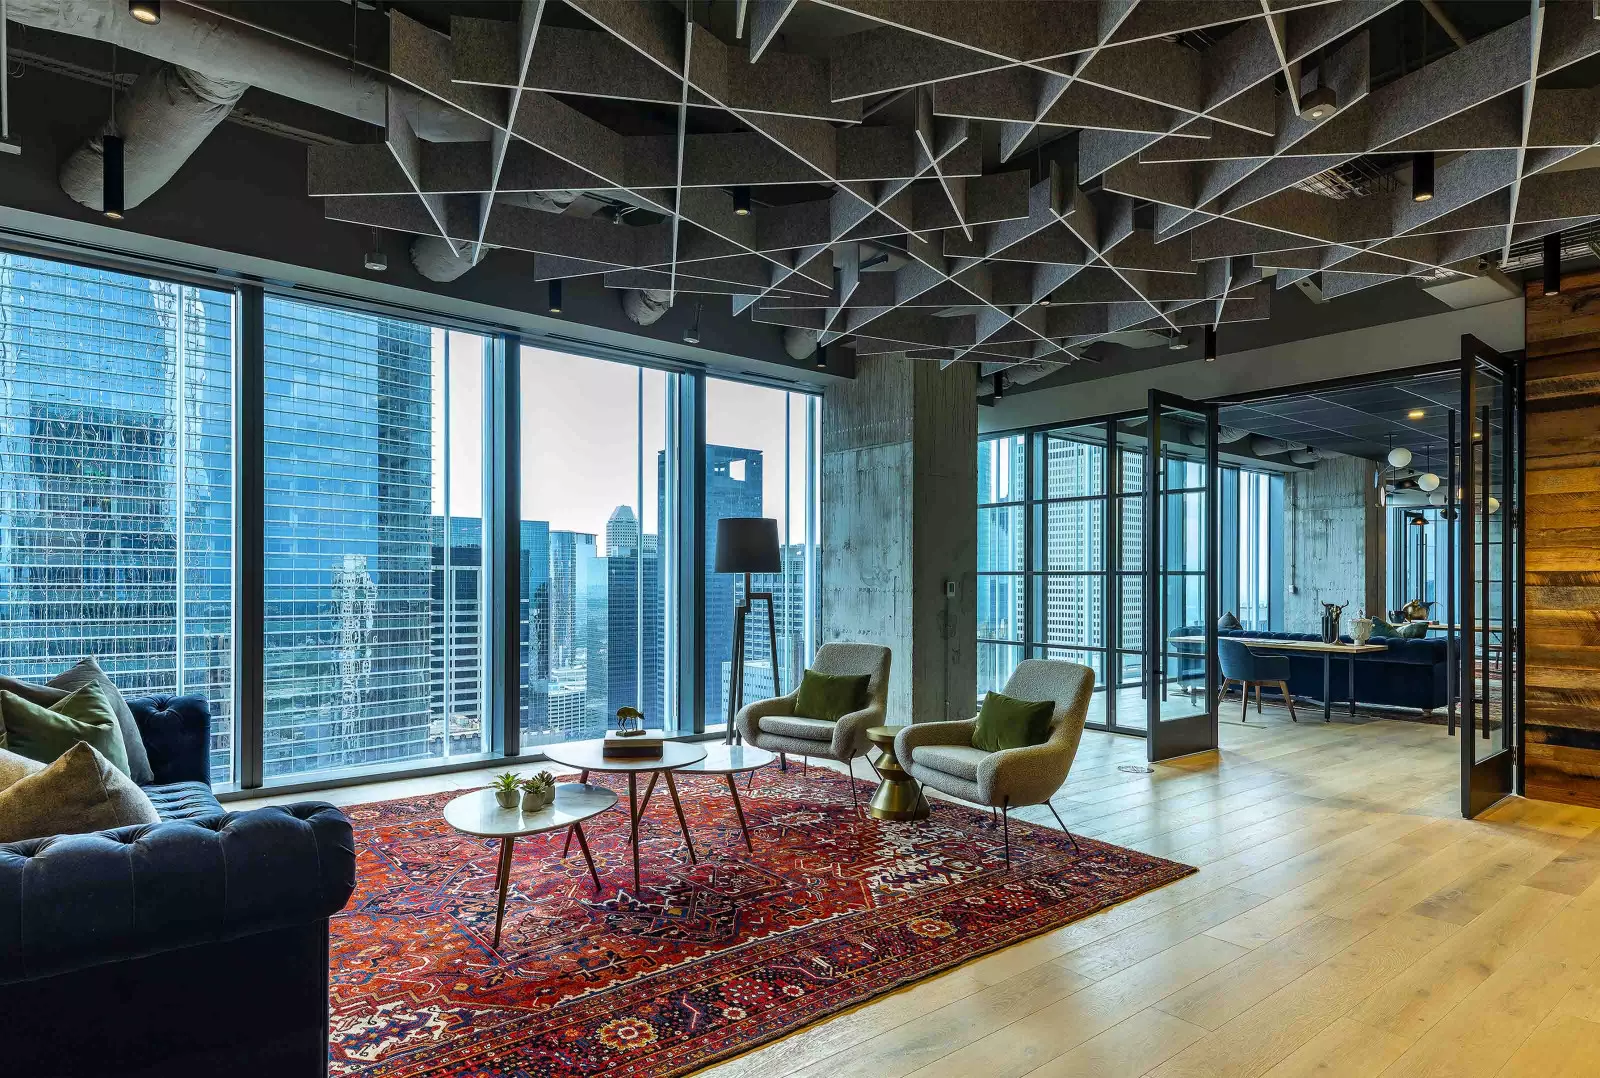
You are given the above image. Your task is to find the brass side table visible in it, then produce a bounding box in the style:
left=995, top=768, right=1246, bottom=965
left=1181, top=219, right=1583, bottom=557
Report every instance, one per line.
left=865, top=725, right=929, bottom=821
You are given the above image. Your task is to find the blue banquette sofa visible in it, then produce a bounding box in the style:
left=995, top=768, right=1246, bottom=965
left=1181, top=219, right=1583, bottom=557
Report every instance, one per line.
left=0, top=694, right=356, bottom=1078
left=1171, top=626, right=1450, bottom=712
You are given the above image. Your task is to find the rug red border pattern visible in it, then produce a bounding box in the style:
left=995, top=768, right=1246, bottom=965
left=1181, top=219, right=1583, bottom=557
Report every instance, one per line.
left=328, top=768, right=1195, bottom=1077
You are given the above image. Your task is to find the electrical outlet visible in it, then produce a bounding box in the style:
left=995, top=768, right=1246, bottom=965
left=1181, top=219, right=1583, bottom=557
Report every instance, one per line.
left=944, top=579, right=956, bottom=598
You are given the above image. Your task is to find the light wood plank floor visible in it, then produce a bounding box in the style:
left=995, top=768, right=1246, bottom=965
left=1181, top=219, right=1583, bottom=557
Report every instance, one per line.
left=234, top=708, right=1600, bottom=1078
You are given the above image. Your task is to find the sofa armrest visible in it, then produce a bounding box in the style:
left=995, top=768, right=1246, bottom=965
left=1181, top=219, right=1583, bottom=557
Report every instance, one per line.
left=0, top=802, right=355, bottom=984
left=129, top=694, right=213, bottom=786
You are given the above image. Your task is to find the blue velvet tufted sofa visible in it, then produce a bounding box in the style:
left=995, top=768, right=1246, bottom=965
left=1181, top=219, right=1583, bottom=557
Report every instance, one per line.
left=1171, top=627, right=1450, bottom=712
left=0, top=695, right=356, bottom=1078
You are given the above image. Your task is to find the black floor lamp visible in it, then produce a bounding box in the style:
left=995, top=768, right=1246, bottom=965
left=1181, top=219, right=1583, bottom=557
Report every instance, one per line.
left=716, top=516, right=780, bottom=744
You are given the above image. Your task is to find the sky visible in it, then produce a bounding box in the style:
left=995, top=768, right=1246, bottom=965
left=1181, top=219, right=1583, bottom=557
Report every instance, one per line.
left=432, top=335, right=813, bottom=543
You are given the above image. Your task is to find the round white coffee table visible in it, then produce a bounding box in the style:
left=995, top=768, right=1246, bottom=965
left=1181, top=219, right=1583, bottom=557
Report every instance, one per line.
left=544, top=739, right=707, bottom=893
left=444, top=781, right=617, bottom=947
left=671, top=743, right=776, bottom=852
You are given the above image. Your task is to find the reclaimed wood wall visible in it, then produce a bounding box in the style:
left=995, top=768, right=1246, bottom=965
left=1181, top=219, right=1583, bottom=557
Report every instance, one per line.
left=1524, top=270, right=1600, bottom=807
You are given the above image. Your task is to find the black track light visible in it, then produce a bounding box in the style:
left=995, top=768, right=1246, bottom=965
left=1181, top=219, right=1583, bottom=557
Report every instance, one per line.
left=1544, top=232, right=1562, bottom=296
left=102, top=134, right=124, bottom=220
left=993, top=373, right=1004, bottom=400
left=683, top=302, right=701, bottom=345
left=547, top=279, right=563, bottom=313
left=732, top=186, right=751, bottom=216
left=129, top=0, right=161, bottom=24
left=1203, top=324, right=1217, bottom=362
left=814, top=343, right=827, bottom=370
left=1411, top=152, right=1434, bottom=203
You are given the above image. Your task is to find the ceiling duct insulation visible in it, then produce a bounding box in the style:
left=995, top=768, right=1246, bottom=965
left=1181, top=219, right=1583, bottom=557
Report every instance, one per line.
left=410, top=235, right=481, bottom=283
left=59, top=63, right=245, bottom=213
left=622, top=288, right=672, bottom=327
left=8, top=0, right=482, bottom=140
left=783, top=327, right=820, bottom=360
left=1250, top=436, right=1306, bottom=457
left=1288, top=448, right=1326, bottom=464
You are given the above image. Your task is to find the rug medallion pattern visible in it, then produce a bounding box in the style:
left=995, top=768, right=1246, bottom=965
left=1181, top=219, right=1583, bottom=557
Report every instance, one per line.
left=330, top=767, right=1196, bottom=1076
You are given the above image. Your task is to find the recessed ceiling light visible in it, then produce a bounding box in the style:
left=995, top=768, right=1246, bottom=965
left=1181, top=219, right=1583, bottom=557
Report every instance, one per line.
left=1407, top=409, right=1425, bottom=419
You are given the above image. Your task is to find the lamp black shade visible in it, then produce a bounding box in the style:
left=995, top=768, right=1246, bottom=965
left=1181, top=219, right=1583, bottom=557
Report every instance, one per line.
left=1411, top=152, right=1433, bottom=202
left=547, top=278, right=563, bottom=313
left=1544, top=232, right=1562, bottom=296
left=714, top=517, right=781, bottom=574
left=1203, top=324, right=1217, bottom=362
left=102, top=134, right=124, bottom=219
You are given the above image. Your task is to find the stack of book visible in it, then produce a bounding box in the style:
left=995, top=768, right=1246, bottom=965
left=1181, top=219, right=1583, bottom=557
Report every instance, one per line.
left=602, top=730, right=664, bottom=759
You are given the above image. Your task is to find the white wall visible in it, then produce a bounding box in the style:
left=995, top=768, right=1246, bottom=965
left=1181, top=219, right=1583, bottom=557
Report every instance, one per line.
left=982, top=297, right=1525, bottom=432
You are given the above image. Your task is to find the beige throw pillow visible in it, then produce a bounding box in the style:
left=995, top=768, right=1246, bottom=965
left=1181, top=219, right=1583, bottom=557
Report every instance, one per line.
left=0, top=747, right=45, bottom=793
left=0, top=742, right=160, bottom=843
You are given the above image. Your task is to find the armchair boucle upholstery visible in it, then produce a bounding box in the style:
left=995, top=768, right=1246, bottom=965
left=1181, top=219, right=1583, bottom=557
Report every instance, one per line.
left=736, top=642, right=890, bottom=764
left=897, top=659, right=1093, bottom=810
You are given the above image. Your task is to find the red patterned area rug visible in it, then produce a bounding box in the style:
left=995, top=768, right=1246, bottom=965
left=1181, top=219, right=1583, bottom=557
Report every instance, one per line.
left=329, top=766, right=1195, bottom=1077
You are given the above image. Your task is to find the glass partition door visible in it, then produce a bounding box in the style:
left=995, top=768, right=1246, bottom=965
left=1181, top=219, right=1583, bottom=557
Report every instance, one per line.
left=1459, top=336, right=1519, bottom=817
left=1144, top=391, right=1218, bottom=761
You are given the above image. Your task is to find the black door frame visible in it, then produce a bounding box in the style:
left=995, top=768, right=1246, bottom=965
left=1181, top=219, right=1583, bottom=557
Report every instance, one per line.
left=1459, top=334, right=1520, bottom=818
left=1145, top=390, right=1220, bottom=762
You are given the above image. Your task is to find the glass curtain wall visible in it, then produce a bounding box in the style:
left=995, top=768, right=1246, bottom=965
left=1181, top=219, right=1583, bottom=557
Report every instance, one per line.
left=262, top=301, right=490, bottom=779
left=0, top=248, right=823, bottom=789
left=980, top=420, right=1283, bottom=735
left=704, top=379, right=819, bottom=730
left=0, top=252, right=236, bottom=782
left=519, top=346, right=674, bottom=743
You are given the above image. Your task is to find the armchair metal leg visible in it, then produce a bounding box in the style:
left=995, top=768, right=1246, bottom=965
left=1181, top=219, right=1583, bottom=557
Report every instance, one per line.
left=1045, top=801, right=1082, bottom=855
left=1001, top=799, right=1011, bottom=865
left=848, top=760, right=860, bottom=814
left=779, top=752, right=788, bottom=773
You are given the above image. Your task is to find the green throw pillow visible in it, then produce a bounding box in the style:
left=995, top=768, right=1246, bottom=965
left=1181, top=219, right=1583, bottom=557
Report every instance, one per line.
left=972, top=691, right=1055, bottom=753
left=793, top=669, right=870, bottom=722
left=0, top=683, right=131, bottom=777
left=1369, top=617, right=1399, bottom=639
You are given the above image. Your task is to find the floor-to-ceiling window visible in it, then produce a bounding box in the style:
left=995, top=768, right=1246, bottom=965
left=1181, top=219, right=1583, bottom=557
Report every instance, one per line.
left=0, top=248, right=821, bottom=789
left=0, top=253, right=235, bottom=782
left=262, top=300, right=491, bottom=779
left=704, top=378, right=819, bottom=731
left=977, top=434, right=1027, bottom=698
left=519, top=347, right=675, bottom=742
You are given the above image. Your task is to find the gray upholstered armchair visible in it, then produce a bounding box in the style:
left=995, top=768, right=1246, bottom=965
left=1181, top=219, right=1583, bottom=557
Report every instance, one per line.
left=896, top=658, right=1093, bottom=861
left=735, top=641, right=891, bottom=812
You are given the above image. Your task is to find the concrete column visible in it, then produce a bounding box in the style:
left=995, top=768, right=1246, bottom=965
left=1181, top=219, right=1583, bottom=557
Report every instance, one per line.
left=1282, top=455, right=1386, bottom=632
left=821, top=355, right=977, bottom=725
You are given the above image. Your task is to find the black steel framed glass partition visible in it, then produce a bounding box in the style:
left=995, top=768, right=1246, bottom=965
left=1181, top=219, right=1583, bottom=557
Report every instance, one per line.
left=979, top=414, right=1280, bottom=740
left=0, top=246, right=821, bottom=793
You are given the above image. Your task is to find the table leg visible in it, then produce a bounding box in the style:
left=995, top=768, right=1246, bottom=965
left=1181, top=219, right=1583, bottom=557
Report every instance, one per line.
left=726, top=772, right=754, bottom=852
left=636, top=771, right=660, bottom=821
left=628, top=772, right=641, bottom=893
left=1322, top=654, right=1332, bottom=722
left=1348, top=655, right=1356, bottom=718
left=561, top=769, right=591, bottom=857
left=570, top=822, right=601, bottom=892
left=663, top=770, right=697, bottom=864
left=492, top=835, right=516, bottom=948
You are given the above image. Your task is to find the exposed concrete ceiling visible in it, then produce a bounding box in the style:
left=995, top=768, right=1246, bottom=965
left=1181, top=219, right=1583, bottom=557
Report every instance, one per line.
left=11, top=1, right=1600, bottom=384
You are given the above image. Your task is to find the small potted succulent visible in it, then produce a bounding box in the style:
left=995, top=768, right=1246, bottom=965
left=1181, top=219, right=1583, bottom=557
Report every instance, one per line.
left=491, top=771, right=522, bottom=810
left=520, top=770, right=557, bottom=811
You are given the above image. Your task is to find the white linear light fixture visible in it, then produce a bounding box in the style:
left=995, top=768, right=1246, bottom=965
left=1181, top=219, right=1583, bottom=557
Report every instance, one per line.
left=301, top=1, right=1600, bottom=383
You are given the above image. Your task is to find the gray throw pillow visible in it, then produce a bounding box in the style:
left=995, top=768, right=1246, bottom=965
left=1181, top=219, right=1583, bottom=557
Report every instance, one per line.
left=1, top=658, right=155, bottom=785
left=0, top=741, right=159, bottom=843
left=1218, top=611, right=1242, bottom=630
left=0, top=747, right=45, bottom=793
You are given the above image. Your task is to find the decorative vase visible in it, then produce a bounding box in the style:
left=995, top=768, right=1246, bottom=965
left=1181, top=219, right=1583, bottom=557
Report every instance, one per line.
left=520, top=786, right=553, bottom=812
left=494, top=788, right=519, bottom=810
left=1351, top=617, right=1373, bottom=646
left=1320, top=601, right=1347, bottom=644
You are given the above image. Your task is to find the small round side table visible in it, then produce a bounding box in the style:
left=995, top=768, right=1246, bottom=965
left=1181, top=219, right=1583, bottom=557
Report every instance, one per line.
left=672, top=743, right=777, bottom=852
left=865, top=725, right=929, bottom=821
left=444, top=782, right=618, bottom=948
